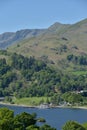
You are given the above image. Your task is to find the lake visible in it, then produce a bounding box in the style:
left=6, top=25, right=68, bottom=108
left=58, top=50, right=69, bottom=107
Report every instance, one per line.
left=0, top=104, right=87, bottom=130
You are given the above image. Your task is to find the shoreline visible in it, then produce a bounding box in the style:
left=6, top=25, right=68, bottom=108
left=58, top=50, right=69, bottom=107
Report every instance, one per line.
left=0, top=102, right=38, bottom=108
left=0, top=102, right=87, bottom=110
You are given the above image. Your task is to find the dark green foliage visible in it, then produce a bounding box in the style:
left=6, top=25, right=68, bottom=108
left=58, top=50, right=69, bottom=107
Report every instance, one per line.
left=0, top=57, right=16, bottom=96
left=50, top=94, right=62, bottom=105
left=14, top=112, right=36, bottom=129
left=0, top=58, right=11, bottom=76
left=1, top=51, right=87, bottom=99
left=62, top=92, right=83, bottom=104
left=0, top=108, right=14, bottom=130
left=62, top=121, right=85, bottom=130
left=0, top=107, right=14, bottom=119
left=8, top=53, right=62, bottom=97
left=0, top=107, right=55, bottom=130
left=67, top=54, right=87, bottom=65
left=67, top=54, right=74, bottom=61
left=40, top=124, right=56, bottom=130
left=0, top=118, right=14, bottom=130
left=82, top=123, right=87, bottom=130
left=26, top=125, right=39, bottom=130
left=0, top=107, right=87, bottom=130
left=11, top=53, right=46, bottom=70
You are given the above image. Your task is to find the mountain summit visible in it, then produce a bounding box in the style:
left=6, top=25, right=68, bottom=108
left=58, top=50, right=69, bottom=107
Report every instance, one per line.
left=0, top=19, right=87, bottom=59
left=6, top=18, right=87, bottom=69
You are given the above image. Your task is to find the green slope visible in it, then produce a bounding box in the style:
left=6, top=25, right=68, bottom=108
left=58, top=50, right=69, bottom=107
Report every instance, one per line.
left=8, top=18, right=87, bottom=71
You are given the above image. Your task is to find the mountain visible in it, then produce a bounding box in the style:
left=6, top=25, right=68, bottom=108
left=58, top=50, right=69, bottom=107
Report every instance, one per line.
left=0, top=22, right=70, bottom=49
left=47, top=22, right=70, bottom=33
left=0, top=18, right=87, bottom=71
left=7, top=19, right=87, bottom=71
left=0, top=29, right=46, bottom=49
left=1, top=19, right=87, bottom=101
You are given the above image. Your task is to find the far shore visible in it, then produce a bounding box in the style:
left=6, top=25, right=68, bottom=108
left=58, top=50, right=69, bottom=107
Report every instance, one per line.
left=0, top=102, right=38, bottom=108
left=0, top=101, right=87, bottom=110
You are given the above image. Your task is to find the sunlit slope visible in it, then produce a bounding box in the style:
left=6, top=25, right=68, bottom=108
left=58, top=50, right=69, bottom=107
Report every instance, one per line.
left=8, top=19, right=87, bottom=69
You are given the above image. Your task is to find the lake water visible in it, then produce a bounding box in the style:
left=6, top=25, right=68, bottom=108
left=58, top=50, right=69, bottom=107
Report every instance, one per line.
left=0, top=104, right=87, bottom=130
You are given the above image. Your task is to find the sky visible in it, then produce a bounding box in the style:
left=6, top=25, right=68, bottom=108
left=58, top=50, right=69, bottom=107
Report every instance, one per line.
left=0, top=0, right=87, bottom=34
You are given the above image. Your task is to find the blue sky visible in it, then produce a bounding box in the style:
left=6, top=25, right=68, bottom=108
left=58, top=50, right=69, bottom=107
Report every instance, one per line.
left=0, top=0, right=87, bottom=34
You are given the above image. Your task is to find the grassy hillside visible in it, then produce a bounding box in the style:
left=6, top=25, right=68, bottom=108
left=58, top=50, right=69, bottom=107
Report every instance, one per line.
left=8, top=19, right=87, bottom=72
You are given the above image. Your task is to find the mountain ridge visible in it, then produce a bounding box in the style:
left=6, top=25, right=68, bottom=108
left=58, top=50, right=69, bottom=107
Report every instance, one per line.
left=0, top=21, right=72, bottom=49
left=7, top=18, right=87, bottom=70
left=0, top=29, right=46, bottom=49
left=0, top=18, right=87, bottom=68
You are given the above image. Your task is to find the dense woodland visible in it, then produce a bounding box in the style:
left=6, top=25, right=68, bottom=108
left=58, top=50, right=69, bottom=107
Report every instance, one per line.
left=0, top=50, right=87, bottom=105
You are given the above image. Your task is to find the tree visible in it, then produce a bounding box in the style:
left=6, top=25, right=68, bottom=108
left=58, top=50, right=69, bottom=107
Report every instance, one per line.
left=14, top=112, right=36, bottom=129
left=0, top=108, right=14, bottom=130
left=0, top=107, right=56, bottom=130
left=0, top=107, right=14, bottom=120
left=82, top=122, right=87, bottom=130
left=0, top=118, right=14, bottom=130
left=40, top=124, right=56, bottom=130
left=62, top=121, right=85, bottom=130
left=26, top=125, right=39, bottom=130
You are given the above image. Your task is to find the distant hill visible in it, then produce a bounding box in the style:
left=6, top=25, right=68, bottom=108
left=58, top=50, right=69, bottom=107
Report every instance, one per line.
left=0, top=22, right=70, bottom=49
left=0, top=18, right=87, bottom=70
left=1, top=19, right=87, bottom=101
left=0, top=29, right=46, bottom=49
left=7, top=18, right=87, bottom=71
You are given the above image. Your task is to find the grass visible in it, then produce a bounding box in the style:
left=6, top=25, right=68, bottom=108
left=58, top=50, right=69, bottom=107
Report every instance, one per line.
left=6, top=18, right=87, bottom=72
left=71, top=70, right=87, bottom=76
left=12, top=97, right=51, bottom=106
